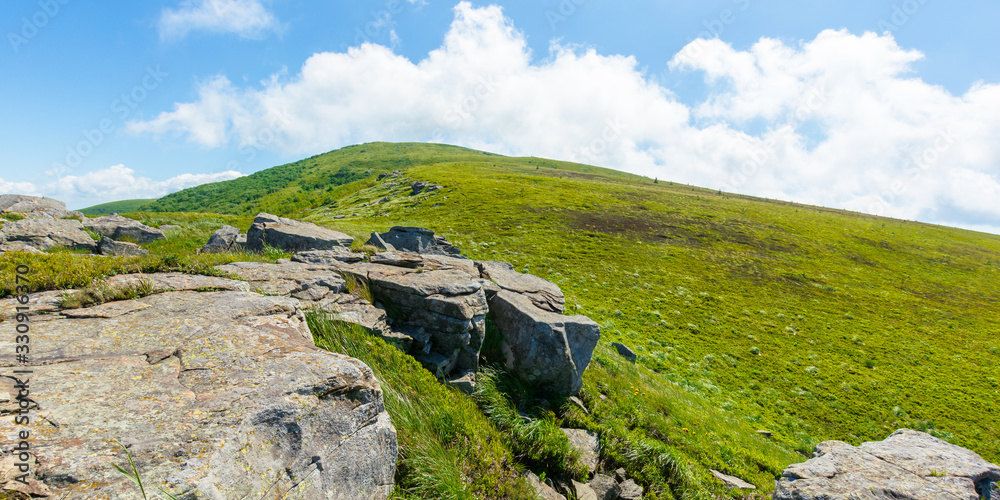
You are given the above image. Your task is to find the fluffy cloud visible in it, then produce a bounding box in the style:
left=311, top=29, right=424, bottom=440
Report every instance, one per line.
left=158, top=0, right=281, bottom=41
left=131, top=1, right=1000, bottom=233
left=0, top=178, right=39, bottom=195
left=44, top=164, right=244, bottom=206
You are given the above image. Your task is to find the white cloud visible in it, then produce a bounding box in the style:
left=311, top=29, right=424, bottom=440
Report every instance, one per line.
left=130, top=1, right=1000, bottom=234
left=0, top=178, right=39, bottom=195
left=158, top=0, right=281, bottom=41
left=44, top=164, right=244, bottom=205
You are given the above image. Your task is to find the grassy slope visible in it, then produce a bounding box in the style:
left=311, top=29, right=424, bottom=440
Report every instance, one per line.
left=6, top=142, right=999, bottom=498
left=77, top=198, right=155, bottom=215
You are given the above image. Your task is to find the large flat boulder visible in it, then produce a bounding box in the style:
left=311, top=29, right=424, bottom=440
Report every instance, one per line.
left=0, top=218, right=96, bottom=251
left=246, top=212, right=354, bottom=252
left=369, top=226, right=462, bottom=257
left=84, top=213, right=165, bottom=243
left=476, top=260, right=565, bottom=313
left=0, top=194, right=82, bottom=219
left=98, top=235, right=148, bottom=256
left=0, top=287, right=397, bottom=499
left=215, top=261, right=346, bottom=298
left=489, top=290, right=600, bottom=396
left=774, top=429, right=1000, bottom=500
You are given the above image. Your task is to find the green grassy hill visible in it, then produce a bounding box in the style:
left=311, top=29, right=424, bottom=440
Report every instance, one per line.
left=6, top=142, right=999, bottom=499
left=77, top=198, right=155, bottom=215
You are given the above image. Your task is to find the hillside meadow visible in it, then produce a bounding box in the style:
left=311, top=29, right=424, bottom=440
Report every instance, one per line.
left=3, top=142, right=998, bottom=498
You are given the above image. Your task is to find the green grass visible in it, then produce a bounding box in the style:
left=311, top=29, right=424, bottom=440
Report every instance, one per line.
left=9, top=142, right=1000, bottom=497
left=308, top=311, right=537, bottom=500
left=77, top=198, right=155, bottom=215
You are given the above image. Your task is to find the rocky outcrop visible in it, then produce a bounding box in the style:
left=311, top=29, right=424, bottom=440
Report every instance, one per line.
left=0, top=218, right=96, bottom=251
left=98, top=235, right=149, bottom=256
left=246, top=213, right=354, bottom=251
left=84, top=213, right=165, bottom=243
left=489, top=290, right=600, bottom=396
left=200, top=224, right=243, bottom=253
left=367, top=226, right=462, bottom=257
left=0, top=240, right=45, bottom=254
left=0, top=194, right=83, bottom=220
left=0, top=281, right=397, bottom=499
left=477, top=260, right=565, bottom=313
left=774, top=429, right=1000, bottom=499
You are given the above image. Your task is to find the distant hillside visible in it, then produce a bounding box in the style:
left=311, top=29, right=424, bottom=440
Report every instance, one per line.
left=145, top=142, right=641, bottom=215
left=77, top=198, right=154, bottom=215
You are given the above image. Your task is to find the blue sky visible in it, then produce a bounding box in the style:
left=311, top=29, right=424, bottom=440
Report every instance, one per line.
left=2, top=0, right=999, bottom=233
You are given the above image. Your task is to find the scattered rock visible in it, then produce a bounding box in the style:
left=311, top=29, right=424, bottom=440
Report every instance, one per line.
left=334, top=214, right=347, bottom=219
left=710, top=469, right=756, bottom=490
left=757, top=429, right=773, bottom=438
left=588, top=473, right=620, bottom=500
left=572, top=480, right=599, bottom=500
left=292, top=248, right=368, bottom=265
left=0, top=217, right=96, bottom=251
left=84, top=213, right=165, bottom=243
left=410, top=181, right=428, bottom=194
left=489, top=290, right=600, bottom=396
left=201, top=224, right=243, bottom=253
left=378, top=196, right=390, bottom=203
left=366, top=231, right=398, bottom=251
left=476, top=260, right=565, bottom=312
left=0, top=287, right=397, bottom=498
left=370, top=250, right=423, bottom=268
left=562, top=428, right=600, bottom=475
left=618, top=479, right=644, bottom=500
left=446, top=370, right=476, bottom=394
left=612, top=342, right=637, bottom=363
left=158, top=224, right=181, bottom=232
left=774, top=429, right=1000, bottom=500
left=98, top=235, right=149, bottom=256
left=246, top=212, right=354, bottom=251
left=523, top=471, right=565, bottom=500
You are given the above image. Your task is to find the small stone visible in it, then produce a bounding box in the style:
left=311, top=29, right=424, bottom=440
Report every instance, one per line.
left=757, top=429, right=773, bottom=438
left=446, top=371, right=476, bottom=395
left=571, top=480, right=598, bottom=500
left=710, top=469, right=756, bottom=489
left=588, top=473, right=620, bottom=500
left=561, top=428, right=600, bottom=475
left=522, top=471, right=565, bottom=500
left=612, top=342, right=637, bottom=363
left=568, top=396, right=589, bottom=415
left=618, top=479, right=643, bottom=500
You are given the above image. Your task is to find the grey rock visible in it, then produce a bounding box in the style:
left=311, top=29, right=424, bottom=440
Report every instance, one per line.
left=618, top=479, right=643, bottom=500
left=334, top=214, right=347, bottom=219
left=710, top=469, right=755, bottom=489
left=572, top=480, right=598, bottom=500
left=588, top=473, right=620, bottom=500
left=84, top=213, right=165, bottom=243
left=98, top=236, right=148, bottom=256
left=411, top=181, right=428, bottom=194
left=378, top=196, right=390, bottom=203
left=106, top=272, right=251, bottom=293
left=0, top=194, right=79, bottom=219
left=417, top=351, right=453, bottom=379
left=446, top=370, right=476, bottom=395
left=292, top=248, right=367, bottom=265
left=215, top=261, right=346, bottom=297
left=0, top=287, right=397, bottom=499
left=370, top=251, right=423, bottom=268
left=562, top=428, right=600, bottom=475
left=366, top=231, right=397, bottom=251
left=374, top=226, right=462, bottom=257
left=774, top=429, right=1000, bottom=500
left=568, top=396, right=590, bottom=415
left=523, top=471, right=565, bottom=500
left=0, top=240, right=45, bottom=254
left=0, top=217, right=96, bottom=251
left=246, top=212, right=354, bottom=252
left=476, top=260, right=565, bottom=312
left=757, top=429, right=773, bottom=438
left=612, top=342, right=637, bottom=363
left=489, top=290, right=600, bottom=396
left=201, top=224, right=242, bottom=253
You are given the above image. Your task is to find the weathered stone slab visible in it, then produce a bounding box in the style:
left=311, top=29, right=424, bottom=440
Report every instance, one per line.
left=84, top=213, right=165, bottom=243
left=246, top=212, right=354, bottom=251
left=0, top=289, right=397, bottom=499
left=0, top=218, right=96, bottom=251
left=489, top=290, right=600, bottom=396
left=477, top=260, right=565, bottom=312
left=98, top=235, right=149, bottom=256
left=201, top=224, right=242, bottom=253
left=562, top=428, right=600, bottom=475
left=215, top=261, right=344, bottom=297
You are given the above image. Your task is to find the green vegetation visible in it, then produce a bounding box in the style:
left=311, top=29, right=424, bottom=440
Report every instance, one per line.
left=59, top=278, right=155, bottom=309
left=77, top=198, right=155, bottom=215
left=5, top=142, right=999, bottom=498
left=111, top=441, right=178, bottom=500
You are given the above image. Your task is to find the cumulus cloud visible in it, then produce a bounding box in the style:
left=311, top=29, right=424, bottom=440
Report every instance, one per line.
left=158, top=0, right=281, bottom=41
left=0, top=178, right=39, bottom=195
left=130, top=1, right=1000, bottom=234
left=44, top=164, right=244, bottom=204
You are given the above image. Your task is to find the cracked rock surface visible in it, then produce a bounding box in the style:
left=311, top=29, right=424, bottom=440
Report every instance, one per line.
left=0, top=284, right=397, bottom=499
left=774, top=429, right=1000, bottom=499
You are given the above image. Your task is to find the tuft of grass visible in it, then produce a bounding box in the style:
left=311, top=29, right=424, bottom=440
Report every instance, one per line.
left=111, top=441, right=178, bottom=500
left=472, top=366, right=588, bottom=480
left=342, top=272, right=374, bottom=303
left=308, top=310, right=538, bottom=500
left=60, top=278, right=155, bottom=309
left=1, top=212, right=25, bottom=221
